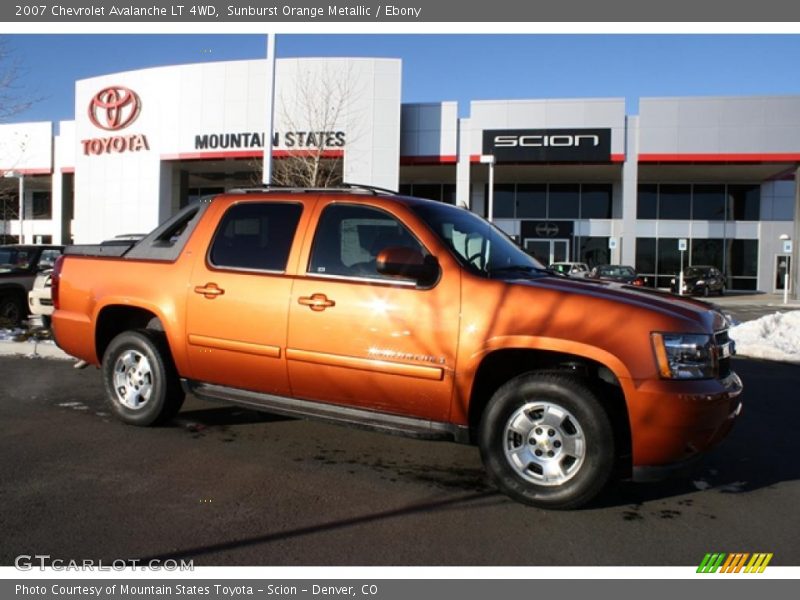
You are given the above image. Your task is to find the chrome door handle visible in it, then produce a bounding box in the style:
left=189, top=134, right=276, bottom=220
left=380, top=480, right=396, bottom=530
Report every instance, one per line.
left=194, top=283, right=225, bottom=299
left=298, top=293, right=335, bottom=311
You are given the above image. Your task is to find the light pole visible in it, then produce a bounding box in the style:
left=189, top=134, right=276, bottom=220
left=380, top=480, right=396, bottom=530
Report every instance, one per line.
left=479, top=154, right=495, bottom=222
left=3, top=171, right=24, bottom=244
left=262, top=33, right=277, bottom=186
left=779, top=234, right=792, bottom=305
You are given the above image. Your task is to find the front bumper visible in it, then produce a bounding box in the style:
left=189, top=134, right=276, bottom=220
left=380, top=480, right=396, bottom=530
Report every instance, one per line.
left=628, top=371, right=743, bottom=477
left=28, top=289, right=54, bottom=316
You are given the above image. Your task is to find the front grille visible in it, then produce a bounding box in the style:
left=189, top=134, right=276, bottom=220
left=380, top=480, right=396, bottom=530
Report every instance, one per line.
left=41, top=299, right=53, bottom=306
left=715, top=329, right=732, bottom=378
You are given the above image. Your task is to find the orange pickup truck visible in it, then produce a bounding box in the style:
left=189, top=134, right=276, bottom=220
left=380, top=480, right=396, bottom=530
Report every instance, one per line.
left=52, top=186, right=742, bottom=509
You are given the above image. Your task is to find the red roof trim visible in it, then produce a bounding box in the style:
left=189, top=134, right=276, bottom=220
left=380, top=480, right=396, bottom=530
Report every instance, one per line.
left=161, top=150, right=344, bottom=161
left=0, top=168, right=52, bottom=176
left=639, top=153, right=800, bottom=163
left=400, top=155, right=457, bottom=166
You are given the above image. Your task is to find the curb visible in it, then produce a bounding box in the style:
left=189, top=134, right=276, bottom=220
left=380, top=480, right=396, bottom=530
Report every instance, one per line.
left=0, top=340, right=73, bottom=360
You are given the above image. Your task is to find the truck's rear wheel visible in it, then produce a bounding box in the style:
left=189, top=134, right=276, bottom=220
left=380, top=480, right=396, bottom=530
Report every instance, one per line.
left=478, top=372, right=614, bottom=509
left=102, top=330, right=184, bottom=426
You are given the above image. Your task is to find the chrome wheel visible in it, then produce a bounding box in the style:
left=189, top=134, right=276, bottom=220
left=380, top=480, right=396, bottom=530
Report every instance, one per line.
left=112, top=350, right=154, bottom=410
left=503, top=401, right=586, bottom=487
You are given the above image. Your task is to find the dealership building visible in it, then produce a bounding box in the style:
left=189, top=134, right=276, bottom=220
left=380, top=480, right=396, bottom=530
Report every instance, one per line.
left=0, top=56, right=798, bottom=294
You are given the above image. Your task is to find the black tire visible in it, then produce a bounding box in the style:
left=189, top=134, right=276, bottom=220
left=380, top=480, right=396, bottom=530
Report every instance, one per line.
left=0, top=293, right=26, bottom=326
left=101, top=329, right=185, bottom=426
left=41, top=315, right=52, bottom=330
left=478, top=372, right=615, bottom=510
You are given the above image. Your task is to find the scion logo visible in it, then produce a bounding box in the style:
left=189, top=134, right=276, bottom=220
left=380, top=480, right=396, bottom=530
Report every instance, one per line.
left=535, top=222, right=559, bottom=238
left=493, top=134, right=600, bottom=148
left=483, top=128, right=611, bottom=163
left=88, top=86, right=141, bottom=131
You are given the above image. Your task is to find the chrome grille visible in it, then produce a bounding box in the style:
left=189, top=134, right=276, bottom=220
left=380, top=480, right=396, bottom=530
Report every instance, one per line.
left=715, top=329, right=733, bottom=378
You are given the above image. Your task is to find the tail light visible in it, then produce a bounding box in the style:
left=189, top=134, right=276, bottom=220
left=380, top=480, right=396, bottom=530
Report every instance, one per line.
left=52, top=255, right=65, bottom=310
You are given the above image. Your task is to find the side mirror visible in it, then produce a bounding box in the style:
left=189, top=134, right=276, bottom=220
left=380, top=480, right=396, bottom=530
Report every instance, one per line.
left=376, top=246, right=439, bottom=285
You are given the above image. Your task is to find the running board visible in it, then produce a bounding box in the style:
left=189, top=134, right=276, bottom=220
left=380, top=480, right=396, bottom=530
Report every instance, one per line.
left=182, top=380, right=469, bottom=443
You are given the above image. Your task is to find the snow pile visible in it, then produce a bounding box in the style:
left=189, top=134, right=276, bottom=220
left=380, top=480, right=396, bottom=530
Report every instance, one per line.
left=729, top=310, right=800, bottom=364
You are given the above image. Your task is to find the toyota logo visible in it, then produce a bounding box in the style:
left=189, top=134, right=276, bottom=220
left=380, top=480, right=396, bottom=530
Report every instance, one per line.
left=535, top=222, right=559, bottom=238
left=88, top=86, right=141, bottom=131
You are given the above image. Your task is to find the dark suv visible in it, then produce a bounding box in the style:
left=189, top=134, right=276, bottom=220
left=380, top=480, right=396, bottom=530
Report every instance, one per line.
left=0, top=245, right=64, bottom=325
left=670, top=266, right=725, bottom=297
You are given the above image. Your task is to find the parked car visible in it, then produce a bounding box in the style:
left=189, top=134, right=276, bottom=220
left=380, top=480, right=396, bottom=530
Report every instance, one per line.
left=549, top=262, right=590, bottom=278
left=28, top=269, right=55, bottom=328
left=51, top=185, right=741, bottom=509
left=587, top=264, right=646, bottom=286
left=26, top=237, right=144, bottom=330
left=670, top=266, right=726, bottom=297
left=0, top=244, right=63, bottom=325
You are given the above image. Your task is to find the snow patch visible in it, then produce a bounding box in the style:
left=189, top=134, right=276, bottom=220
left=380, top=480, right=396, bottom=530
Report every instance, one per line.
left=729, top=310, right=800, bottom=364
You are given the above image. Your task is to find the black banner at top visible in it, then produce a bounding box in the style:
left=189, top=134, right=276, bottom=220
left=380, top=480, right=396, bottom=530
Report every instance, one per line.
left=482, top=129, right=612, bottom=163
left=2, top=0, right=800, bottom=22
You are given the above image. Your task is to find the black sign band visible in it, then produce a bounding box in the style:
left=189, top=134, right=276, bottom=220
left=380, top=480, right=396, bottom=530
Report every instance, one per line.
left=483, top=129, right=611, bottom=163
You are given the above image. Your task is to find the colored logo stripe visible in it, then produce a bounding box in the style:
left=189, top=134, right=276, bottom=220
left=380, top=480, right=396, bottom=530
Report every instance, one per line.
left=697, top=553, right=773, bottom=573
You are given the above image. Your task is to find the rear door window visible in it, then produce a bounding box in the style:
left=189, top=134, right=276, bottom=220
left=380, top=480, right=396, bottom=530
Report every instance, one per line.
left=209, top=202, right=303, bottom=272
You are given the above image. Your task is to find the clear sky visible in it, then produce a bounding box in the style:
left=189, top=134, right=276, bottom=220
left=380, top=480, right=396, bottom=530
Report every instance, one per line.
left=4, top=34, right=800, bottom=124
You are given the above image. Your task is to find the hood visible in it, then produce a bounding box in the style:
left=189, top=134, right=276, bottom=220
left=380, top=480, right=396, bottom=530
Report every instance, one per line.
left=506, top=274, right=727, bottom=332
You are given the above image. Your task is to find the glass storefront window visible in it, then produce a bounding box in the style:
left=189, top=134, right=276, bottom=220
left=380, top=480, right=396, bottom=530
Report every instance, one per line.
left=657, top=238, right=682, bottom=279
left=516, top=184, right=547, bottom=218
left=581, top=184, right=612, bottom=219
left=548, top=184, right=580, bottom=219
left=728, top=184, right=760, bottom=221
left=637, top=184, right=658, bottom=219
left=411, top=184, right=443, bottom=202
left=32, top=192, right=52, bottom=220
left=692, top=184, right=726, bottom=221
left=637, top=236, right=758, bottom=291
left=690, top=238, right=724, bottom=267
left=577, top=237, right=610, bottom=267
left=659, top=184, right=691, bottom=220
left=635, top=237, right=656, bottom=278
left=727, top=239, right=758, bottom=277
left=492, top=184, right=516, bottom=218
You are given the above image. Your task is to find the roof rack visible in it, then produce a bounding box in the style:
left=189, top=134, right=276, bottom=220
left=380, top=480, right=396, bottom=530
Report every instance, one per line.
left=227, top=182, right=398, bottom=196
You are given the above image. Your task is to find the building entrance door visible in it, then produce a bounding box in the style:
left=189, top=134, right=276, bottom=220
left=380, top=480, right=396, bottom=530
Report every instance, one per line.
left=775, top=255, right=792, bottom=292
left=524, top=238, right=569, bottom=266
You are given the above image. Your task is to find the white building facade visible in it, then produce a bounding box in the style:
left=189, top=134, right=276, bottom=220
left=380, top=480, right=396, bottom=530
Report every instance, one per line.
left=1, top=57, right=798, bottom=294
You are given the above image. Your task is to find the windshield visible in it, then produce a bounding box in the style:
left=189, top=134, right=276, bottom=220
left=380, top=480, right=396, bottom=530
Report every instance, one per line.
left=598, top=265, right=635, bottom=277
left=409, top=202, right=544, bottom=276
left=0, top=248, right=31, bottom=270
left=685, top=267, right=706, bottom=277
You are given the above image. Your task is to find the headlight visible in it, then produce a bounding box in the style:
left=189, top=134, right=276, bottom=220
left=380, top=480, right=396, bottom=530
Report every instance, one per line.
left=651, top=333, right=715, bottom=379
left=696, top=280, right=706, bottom=285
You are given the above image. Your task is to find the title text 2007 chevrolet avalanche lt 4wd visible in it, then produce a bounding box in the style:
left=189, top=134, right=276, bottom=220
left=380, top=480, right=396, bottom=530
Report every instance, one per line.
left=51, top=187, right=742, bottom=509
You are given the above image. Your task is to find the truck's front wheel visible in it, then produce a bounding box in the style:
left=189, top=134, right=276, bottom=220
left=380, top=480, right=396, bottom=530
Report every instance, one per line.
left=102, top=330, right=185, bottom=426
left=479, top=373, right=614, bottom=509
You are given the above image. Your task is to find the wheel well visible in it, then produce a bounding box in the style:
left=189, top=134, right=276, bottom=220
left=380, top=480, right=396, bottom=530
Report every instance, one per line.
left=0, top=285, right=27, bottom=303
left=468, top=349, right=632, bottom=476
left=95, top=306, right=165, bottom=363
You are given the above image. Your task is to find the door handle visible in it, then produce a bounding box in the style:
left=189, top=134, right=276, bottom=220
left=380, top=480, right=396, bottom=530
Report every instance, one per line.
left=194, top=283, right=225, bottom=299
left=298, top=293, right=335, bottom=311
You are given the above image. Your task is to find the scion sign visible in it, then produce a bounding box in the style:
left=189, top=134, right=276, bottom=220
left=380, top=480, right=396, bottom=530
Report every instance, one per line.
left=483, top=128, right=611, bottom=163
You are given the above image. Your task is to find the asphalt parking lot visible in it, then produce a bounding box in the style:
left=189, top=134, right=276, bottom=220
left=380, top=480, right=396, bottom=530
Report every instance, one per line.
left=1, top=353, right=799, bottom=567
